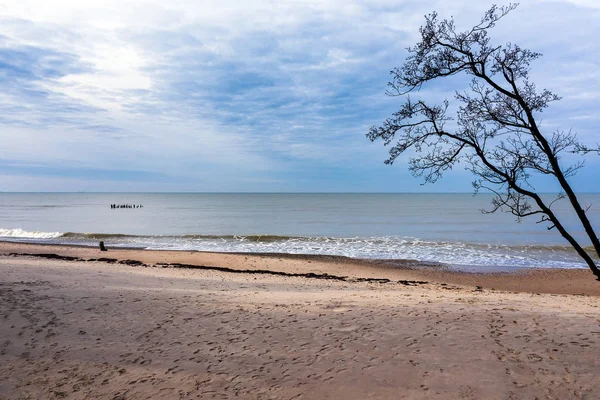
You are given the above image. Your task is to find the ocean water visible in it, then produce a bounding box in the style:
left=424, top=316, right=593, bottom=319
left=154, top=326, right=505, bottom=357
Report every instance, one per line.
left=0, top=193, right=599, bottom=271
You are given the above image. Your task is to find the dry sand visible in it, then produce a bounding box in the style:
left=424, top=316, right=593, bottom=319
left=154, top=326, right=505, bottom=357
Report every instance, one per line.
left=1, top=242, right=599, bottom=399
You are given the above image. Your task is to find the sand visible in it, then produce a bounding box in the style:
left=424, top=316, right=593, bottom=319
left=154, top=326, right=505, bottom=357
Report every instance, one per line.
left=1, top=242, right=599, bottom=399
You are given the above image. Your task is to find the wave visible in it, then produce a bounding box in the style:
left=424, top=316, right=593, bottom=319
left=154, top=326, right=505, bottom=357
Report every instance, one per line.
left=2, top=228, right=596, bottom=253
left=61, top=232, right=303, bottom=242
left=1, top=229, right=306, bottom=243
left=1, top=227, right=596, bottom=269
left=182, top=234, right=302, bottom=242
left=62, top=232, right=140, bottom=239
left=0, top=228, right=63, bottom=239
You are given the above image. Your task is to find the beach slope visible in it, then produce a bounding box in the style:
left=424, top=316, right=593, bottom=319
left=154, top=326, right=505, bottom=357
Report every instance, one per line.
left=1, top=244, right=599, bottom=399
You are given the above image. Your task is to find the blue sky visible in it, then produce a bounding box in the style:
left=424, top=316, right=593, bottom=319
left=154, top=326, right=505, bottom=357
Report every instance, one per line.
left=0, top=0, right=599, bottom=192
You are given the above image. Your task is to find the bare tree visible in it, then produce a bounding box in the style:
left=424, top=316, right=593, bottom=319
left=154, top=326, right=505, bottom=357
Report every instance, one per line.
left=367, top=4, right=600, bottom=279
left=573, top=143, right=600, bottom=155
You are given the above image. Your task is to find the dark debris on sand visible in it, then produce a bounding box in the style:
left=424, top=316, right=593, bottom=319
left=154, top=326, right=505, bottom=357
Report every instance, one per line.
left=4, top=252, right=429, bottom=286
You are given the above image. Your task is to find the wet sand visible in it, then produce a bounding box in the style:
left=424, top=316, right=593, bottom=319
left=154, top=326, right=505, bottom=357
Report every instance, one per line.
left=1, top=241, right=599, bottom=296
left=1, top=242, right=599, bottom=399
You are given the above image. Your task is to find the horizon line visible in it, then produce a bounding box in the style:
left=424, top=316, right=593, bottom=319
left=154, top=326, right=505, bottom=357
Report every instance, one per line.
left=2, top=191, right=599, bottom=195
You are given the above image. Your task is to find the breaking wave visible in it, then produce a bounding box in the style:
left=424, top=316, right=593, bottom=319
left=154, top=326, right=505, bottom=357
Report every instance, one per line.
left=0, top=228, right=63, bottom=239
left=1, top=228, right=595, bottom=270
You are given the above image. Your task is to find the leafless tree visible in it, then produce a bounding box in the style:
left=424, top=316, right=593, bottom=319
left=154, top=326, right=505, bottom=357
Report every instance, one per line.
left=573, top=143, right=600, bottom=155
left=367, top=4, right=600, bottom=279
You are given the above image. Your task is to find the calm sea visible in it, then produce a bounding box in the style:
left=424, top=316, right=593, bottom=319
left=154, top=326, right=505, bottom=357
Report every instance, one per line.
left=1, top=193, right=598, bottom=271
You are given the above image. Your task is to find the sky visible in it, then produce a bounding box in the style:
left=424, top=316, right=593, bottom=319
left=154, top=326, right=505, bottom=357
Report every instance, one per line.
left=0, top=0, right=599, bottom=192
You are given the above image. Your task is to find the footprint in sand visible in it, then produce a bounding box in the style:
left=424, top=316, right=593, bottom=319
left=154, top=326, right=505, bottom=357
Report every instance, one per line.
left=336, top=325, right=359, bottom=332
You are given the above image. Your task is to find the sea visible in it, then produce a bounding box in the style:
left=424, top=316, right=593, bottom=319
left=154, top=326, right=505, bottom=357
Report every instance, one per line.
left=1, top=193, right=598, bottom=272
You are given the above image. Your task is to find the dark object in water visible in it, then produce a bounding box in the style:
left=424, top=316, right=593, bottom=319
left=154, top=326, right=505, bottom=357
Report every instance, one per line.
left=99, top=241, right=108, bottom=251
left=110, top=204, right=143, bottom=209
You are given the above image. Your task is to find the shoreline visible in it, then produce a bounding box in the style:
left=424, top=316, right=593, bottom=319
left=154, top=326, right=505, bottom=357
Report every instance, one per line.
left=1, top=228, right=591, bottom=272
left=1, top=241, right=598, bottom=296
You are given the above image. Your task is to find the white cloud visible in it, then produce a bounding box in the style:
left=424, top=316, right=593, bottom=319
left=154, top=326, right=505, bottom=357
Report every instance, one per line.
left=0, top=0, right=598, bottom=191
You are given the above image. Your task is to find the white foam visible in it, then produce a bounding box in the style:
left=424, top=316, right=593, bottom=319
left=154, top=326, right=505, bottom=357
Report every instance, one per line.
left=133, top=235, right=587, bottom=270
left=5, top=230, right=587, bottom=270
left=0, top=228, right=63, bottom=239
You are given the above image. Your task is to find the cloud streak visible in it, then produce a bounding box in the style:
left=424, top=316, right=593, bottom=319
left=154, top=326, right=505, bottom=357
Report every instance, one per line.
left=0, top=0, right=598, bottom=192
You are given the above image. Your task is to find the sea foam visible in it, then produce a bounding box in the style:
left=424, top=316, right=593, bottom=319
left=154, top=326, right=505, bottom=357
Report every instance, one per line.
left=0, top=228, right=64, bottom=239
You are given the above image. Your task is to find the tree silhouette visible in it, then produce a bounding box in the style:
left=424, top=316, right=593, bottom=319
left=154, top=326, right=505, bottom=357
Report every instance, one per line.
left=367, top=4, right=600, bottom=279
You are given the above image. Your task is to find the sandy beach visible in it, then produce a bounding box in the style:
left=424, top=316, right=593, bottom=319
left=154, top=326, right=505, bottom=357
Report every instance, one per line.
left=1, top=242, right=599, bottom=399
